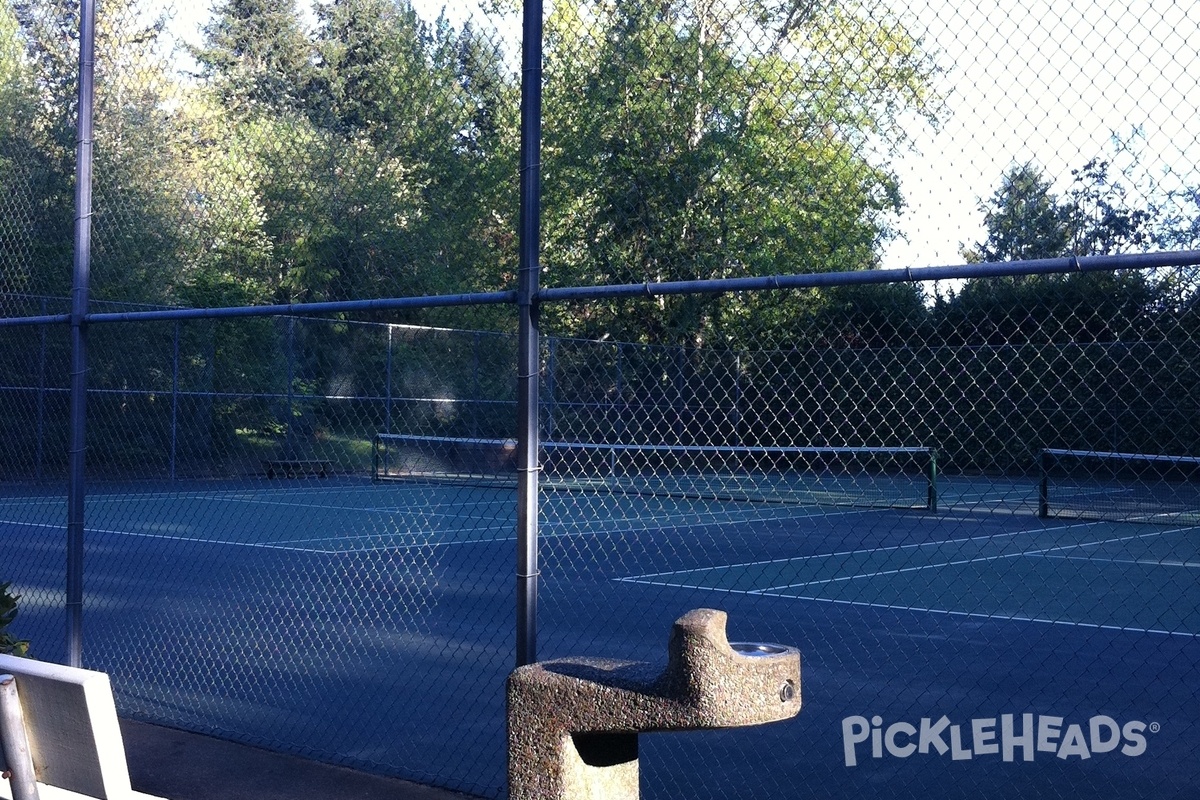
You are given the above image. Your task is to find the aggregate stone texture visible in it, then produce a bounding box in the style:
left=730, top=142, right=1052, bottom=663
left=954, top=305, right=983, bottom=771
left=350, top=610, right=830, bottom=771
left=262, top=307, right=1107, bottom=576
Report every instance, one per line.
left=507, top=608, right=802, bottom=800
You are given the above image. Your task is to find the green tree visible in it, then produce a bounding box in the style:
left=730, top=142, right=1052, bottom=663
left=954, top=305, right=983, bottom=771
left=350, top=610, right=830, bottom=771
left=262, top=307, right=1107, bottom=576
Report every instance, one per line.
left=172, top=93, right=277, bottom=307
left=962, top=163, right=1075, bottom=263
left=300, top=0, right=515, bottom=301
left=1158, top=187, right=1200, bottom=251
left=1066, top=158, right=1157, bottom=257
left=192, top=0, right=314, bottom=116
left=3, top=0, right=75, bottom=298
left=965, top=156, right=1158, bottom=264
left=951, top=159, right=1164, bottom=345
left=539, top=0, right=938, bottom=345
left=11, top=0, right=192, bottom=304
left=0, top=0, right=46, bottom=299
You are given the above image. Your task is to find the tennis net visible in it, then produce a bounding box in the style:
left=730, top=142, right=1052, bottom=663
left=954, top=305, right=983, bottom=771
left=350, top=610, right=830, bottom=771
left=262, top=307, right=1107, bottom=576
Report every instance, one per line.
left=1038, top=448, right=1200, bottom=523
left=373, top=434, right=938, bottom=511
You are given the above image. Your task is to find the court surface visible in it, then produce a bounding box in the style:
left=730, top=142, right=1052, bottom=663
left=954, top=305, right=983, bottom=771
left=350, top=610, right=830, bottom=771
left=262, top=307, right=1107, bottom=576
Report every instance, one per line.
left=2, top=473, right=1197, bottom=799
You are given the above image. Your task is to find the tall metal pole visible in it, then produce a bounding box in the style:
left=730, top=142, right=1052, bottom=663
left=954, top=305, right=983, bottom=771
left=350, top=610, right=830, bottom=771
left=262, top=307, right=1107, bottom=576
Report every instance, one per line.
left=515, top=0, right=544, bottom=667
left=66, top=0, right=97, bottom=668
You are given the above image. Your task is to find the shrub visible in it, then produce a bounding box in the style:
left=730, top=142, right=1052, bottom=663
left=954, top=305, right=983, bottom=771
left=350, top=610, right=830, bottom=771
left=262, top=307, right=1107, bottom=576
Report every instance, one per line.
left=0, top=582, right=30, bottom=657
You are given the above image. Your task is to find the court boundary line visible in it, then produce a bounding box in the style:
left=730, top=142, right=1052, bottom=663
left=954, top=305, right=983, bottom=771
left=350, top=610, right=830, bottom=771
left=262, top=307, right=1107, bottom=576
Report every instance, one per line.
left=753, top=525, right=1195, bottom=594
left=1, top=502, right=883, bottom=555
left=622, top=518, right=1110, bottom=580
left=1034, top=553, right=1200, bottom=569
left=616, top=521, right=1200, bottom=639
left=618, top=576, right=1199, bottom=640
left=748, top=526, right=1194, bottom=594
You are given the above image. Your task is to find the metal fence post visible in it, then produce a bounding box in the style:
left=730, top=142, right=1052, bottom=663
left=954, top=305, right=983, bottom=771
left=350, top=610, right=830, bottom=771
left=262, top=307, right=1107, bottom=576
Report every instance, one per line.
left=0, top=675, right=39, bottom=800
left=515, top=0, right=545, bottom=668
left=66, top=0, right=97, bottom=669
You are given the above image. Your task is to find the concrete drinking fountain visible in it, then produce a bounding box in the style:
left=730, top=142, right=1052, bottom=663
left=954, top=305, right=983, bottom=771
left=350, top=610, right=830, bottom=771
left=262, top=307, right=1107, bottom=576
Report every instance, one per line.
left=507, top=608, right=801, bottom=800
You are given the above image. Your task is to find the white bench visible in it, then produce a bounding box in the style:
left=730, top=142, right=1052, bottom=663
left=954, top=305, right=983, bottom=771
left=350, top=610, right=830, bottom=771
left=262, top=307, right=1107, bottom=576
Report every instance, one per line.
left=0, top=654, right=165, bottom=800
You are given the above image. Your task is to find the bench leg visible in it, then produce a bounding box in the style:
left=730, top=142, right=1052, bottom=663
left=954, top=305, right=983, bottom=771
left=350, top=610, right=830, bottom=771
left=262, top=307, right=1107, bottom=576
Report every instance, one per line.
left=0, top=674, right=40, bottom=800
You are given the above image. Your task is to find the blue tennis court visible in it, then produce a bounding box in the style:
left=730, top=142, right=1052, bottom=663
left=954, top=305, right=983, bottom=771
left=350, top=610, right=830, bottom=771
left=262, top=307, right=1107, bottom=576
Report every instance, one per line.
left=3, top=473, right=1198, bottom=799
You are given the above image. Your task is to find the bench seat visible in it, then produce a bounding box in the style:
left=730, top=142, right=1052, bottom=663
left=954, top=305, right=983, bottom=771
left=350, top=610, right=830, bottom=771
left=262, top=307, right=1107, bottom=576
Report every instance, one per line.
left=0, top=654, right=166, bottom=800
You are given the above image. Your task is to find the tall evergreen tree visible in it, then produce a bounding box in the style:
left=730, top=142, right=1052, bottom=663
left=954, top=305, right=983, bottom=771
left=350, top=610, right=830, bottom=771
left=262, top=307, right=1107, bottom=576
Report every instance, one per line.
left=963, top=163, right=1075, bottom=263
left=9, top=0, right=187, bottom=303
left=192, top=0, right=313, bottom=116
left=0, top=1, right=46, bottom=299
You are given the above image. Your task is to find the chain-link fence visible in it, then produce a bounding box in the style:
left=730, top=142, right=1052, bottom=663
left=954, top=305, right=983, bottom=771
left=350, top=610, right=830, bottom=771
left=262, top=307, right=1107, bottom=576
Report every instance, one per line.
left=2, top=311, right=520, bottom=482
left=536, top=270, right=1200, bottom=799
left=2, top=0, right=1200, bottom=798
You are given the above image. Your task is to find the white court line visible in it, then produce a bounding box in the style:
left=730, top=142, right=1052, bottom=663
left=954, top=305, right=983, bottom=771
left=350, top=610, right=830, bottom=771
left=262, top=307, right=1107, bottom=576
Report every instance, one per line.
left=2, top=487, right=516, bottom=519
left=94, top=528, right=345, bottom=553
left=753, top=524, right=1199, bottom=593
left=203, top=492, right=513, bottom=513
left=611, top=575, right=1197, bottom=638
left=614, top=523, right=1200, bottom=639
left=273, top=519, right=513, bottom=546
left=780, top=588, right=1195, bottom=640
left=0, top=516, right=390, bottom=554
left=103, top=526, right=519, bottom=554
left=619, top=522, right=1200, bottom=592
left=1034, top=554, right=1200, bottom=569
left=3, top=501, right=849, bottom=554
left=267, top=495, right=869, bottom=547
left=0, top=496, right=68, bottom=509
left=0, top=520, right=62, bottom=531
left=338, top=506, right=898, bottom=552
left=622, top=518, right=1109, bottom=581
left=5, top=503, right=811, bottom=552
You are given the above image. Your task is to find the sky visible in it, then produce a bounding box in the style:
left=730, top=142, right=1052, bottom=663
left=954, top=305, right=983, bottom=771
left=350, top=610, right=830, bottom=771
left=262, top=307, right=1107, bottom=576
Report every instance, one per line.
left=158, top=0, right=1200, bottom=271
left=880, top=0, right=1200, bottom=268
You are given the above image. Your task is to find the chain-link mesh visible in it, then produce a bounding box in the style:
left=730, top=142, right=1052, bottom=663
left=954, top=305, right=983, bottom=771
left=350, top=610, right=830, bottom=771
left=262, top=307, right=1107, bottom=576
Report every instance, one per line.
left=2, top=0, right=1200, bottom=798
left=4, top=310, right=526, bottom=796
left=538, top=268, right=1200, bottom=798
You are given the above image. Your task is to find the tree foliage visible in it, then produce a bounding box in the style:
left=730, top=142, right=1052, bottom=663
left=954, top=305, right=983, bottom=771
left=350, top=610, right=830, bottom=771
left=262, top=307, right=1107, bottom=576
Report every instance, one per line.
left=539, top=0, right=938, bottom=344
left=192, top=0, right=314, bottom=116
left=2, top=0, right=1194, bottom=468
left=951, top=157, right=1165, bottom=345
left=0, top=581, right=29, bottom=657
left=963, top=164, right=1075, bottom=263
left=2, top=0, right=1200, bottom=497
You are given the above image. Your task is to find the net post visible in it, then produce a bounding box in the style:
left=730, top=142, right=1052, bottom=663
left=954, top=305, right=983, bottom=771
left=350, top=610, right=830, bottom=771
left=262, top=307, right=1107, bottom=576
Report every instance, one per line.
left=1038, top=449, right=1050, bottom=518
left=371, top=434, right=380, bottom=483
left=926, top=448, right=938, bottom=513
left=170, top=321, right=180, bottom=480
